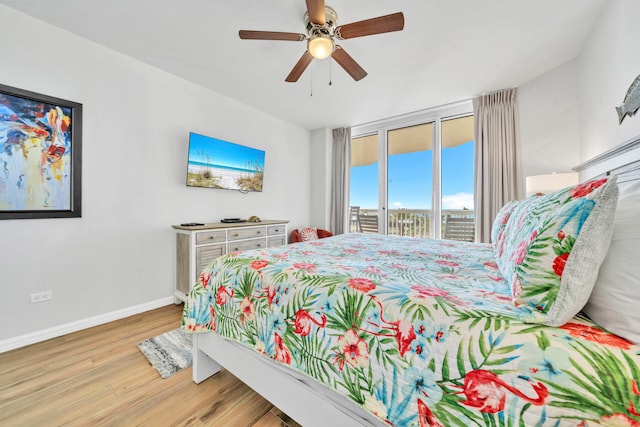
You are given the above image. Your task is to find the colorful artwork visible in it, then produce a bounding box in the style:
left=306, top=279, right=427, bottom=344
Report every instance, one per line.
left=0, top=84, right=82, bottom=219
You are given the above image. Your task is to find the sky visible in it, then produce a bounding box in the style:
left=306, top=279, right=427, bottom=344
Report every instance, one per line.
left=350, top=140, right=474, bottom=210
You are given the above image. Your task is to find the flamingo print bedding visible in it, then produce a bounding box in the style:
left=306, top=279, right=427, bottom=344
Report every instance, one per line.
left=182, top=233, right=640, bottom=427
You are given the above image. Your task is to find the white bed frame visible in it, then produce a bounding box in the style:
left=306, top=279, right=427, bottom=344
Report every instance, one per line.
left=192, top=135, right=640, bottom=427
left=192, top=333, right=383, bottom=426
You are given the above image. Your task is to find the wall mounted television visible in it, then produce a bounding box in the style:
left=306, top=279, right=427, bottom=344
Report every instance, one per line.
left=186, top=132, right=265, bottom=192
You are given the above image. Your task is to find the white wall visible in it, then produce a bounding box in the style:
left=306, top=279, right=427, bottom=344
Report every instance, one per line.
left=577, top=0, right=640, bottom=161
left=519, top=61, right=582, bottom=178
left=309, top=128, right=333, bottom=231
left=519, top=0, right=640, bottom=175
left=0, top=6, right=311, bottom=346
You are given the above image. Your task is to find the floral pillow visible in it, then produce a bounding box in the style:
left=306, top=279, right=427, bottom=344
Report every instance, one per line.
left=491, top=199, right=520, bottom=245
left=496, top=177, right=618, bottom=326
left=299, top=227, right=319, bottom=241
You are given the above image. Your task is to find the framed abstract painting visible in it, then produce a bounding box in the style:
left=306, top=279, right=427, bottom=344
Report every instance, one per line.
left=0, top=84, right=82, bottom=219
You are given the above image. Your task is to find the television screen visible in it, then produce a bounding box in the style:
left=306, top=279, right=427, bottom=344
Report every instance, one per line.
left=186, top=132, right=265, bottom=192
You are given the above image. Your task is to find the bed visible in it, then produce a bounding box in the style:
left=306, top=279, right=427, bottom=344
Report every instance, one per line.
left=182, top=139, right=640, bottom=427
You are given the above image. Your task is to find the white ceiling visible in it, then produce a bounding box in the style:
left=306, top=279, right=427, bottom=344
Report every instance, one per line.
left=1, top=0, right=606, bottom=130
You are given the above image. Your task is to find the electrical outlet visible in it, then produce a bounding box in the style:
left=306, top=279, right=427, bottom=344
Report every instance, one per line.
left=30, top=291, right=52, bottom=304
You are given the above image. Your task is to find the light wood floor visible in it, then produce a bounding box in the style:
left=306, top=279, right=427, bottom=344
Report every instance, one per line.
left=0, top=304, right=301, bottom=427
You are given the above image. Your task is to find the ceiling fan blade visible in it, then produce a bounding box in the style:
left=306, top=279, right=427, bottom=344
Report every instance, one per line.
left=306, top=0, right=326, bottom=25
left=335, top=12, right=404, bottom=40
left=332, top=46, right=367, bottom=81
left=239, top=30, right=306, bottom=41
left=285, top=51, right=314, bottom=82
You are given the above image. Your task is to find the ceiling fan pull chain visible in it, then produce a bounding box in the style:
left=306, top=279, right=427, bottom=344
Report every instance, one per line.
left=329, top=59, right=332, bottom=86
left=310, top=66, right=313, bottom=97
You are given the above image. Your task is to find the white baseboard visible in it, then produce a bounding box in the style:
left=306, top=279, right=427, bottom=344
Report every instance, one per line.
left=0, top=297, right=176, bottom=353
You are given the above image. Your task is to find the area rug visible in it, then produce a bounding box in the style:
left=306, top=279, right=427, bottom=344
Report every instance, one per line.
left=137, top=328, right=192, bottom=379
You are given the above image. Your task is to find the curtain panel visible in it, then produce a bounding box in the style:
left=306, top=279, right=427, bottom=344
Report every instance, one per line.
left=330, top=127, right=351, bottom=235
left=473, top=88, right=524, bottom=243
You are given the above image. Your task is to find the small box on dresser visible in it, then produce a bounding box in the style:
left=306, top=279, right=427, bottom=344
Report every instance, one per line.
left=172, top=220, right=289, bottom=303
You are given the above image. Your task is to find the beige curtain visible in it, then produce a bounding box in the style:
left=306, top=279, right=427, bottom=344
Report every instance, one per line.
left=330, top=127, right=351, bottom=235
left=473, top=88, right=524, bottom=243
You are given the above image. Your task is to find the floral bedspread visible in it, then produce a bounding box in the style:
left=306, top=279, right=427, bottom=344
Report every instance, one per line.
left=182, top=233, right=640, bottom=427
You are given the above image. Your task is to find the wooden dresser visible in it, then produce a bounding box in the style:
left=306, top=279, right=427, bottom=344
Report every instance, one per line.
left=172, top=220, right=289, bottom=303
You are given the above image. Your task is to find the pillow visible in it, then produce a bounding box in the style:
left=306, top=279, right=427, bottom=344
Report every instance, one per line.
left=582, top=179, right=640, bottom=345
left=299, top=227, right=319, bottom=241
left=491, top=199, right=520, bottom=245
left=496, top=176, right=618, bottom=326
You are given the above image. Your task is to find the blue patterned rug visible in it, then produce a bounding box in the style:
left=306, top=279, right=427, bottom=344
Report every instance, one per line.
left=137, top=328, right=192, bottom=379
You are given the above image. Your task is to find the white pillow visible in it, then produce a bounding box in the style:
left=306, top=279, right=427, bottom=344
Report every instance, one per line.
left=583, top=179, right=640, bottom=345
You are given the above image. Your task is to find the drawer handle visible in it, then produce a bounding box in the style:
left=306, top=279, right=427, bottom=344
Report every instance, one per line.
left=257, top=231, right=261, bottom=234
left=232, top=247, right=239, bottom=251
left=257, top=244, right=262, bottom=247
left=209, top=236, right=214, bottom=240
left=233, top=233, right=239, bottom=237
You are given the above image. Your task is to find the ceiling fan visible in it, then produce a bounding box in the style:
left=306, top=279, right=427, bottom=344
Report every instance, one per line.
left=239, top=0, right=404, bottom=82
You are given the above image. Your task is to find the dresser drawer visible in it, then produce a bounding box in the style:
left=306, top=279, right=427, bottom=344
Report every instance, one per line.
left=196, top=230, right=226, bottom=245
left=228, top=227, right=266, bottom=241
left=228, top=238, right=266, bottom=252
left=173, top=220, right=288, bottom=304
left=196, top=244, right=226, bottom=275
left=268, top=235, right=286, bottom=247
left=267, top=225, right=285, bottom=236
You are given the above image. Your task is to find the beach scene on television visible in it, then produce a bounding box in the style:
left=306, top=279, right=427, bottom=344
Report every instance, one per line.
left=186, top=132, right=265, bottom=192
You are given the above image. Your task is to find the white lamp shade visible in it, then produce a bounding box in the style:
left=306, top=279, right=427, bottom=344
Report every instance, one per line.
left=525, top=172, right=579, bottom=197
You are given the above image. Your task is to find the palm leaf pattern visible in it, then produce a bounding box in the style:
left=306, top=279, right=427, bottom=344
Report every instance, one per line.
left=182, top=233, right=639, bottom=426
left=496, top=177, right=616, bottom=325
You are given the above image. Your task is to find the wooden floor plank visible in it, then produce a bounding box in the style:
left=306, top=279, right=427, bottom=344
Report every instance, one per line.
left=211, top=389, right=274, bottom=427
left=0, top=304, right=298, bottom=426
left=254, top=411, right=287, bottom=427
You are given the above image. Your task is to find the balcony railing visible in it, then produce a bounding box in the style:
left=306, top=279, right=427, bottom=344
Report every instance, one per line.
left=350, top=208, right=475, bottom=240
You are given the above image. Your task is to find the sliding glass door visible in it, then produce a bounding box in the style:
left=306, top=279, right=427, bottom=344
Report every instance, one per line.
left=441, top=116, right=475, bottom=241
left=349, top=134, right=379, bottom=233
left=387, top=123, right=433, bottom=238
left=349, top=102, right=475, bottom=240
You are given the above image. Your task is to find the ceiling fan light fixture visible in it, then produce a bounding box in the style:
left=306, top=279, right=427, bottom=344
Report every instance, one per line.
left=307, top=34, right=334, bottom=59
left=239, top=5, right=404, bottom=82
